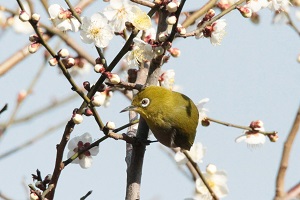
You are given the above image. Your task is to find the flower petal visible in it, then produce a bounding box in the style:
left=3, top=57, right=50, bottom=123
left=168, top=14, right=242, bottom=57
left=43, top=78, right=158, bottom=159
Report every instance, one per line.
left=89, top=146, right=100, bottom=156
left=174, top=151, right=188, bottom=165
left=79, top=156, right=93, bottom=169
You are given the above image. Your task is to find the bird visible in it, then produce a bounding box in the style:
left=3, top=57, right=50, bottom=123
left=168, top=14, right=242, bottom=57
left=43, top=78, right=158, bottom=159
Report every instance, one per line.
left=121, top=86, right=199, bottom=150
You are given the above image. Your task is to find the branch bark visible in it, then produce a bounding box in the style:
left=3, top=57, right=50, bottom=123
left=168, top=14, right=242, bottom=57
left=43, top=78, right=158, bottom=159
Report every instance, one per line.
left=275, top=105, right=300, bottom=199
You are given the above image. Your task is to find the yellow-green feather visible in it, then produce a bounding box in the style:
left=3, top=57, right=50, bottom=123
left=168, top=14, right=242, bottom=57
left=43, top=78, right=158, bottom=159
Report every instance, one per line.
left=132, top=86, right=199, bottom=150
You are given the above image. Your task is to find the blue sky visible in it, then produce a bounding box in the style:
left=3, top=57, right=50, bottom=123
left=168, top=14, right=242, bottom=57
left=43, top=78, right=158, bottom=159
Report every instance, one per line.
left=0, top=1, right=300, bottom=199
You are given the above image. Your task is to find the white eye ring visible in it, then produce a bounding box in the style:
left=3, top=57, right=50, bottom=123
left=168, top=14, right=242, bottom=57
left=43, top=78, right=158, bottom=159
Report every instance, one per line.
left=140, top=98, right=150, bottom=107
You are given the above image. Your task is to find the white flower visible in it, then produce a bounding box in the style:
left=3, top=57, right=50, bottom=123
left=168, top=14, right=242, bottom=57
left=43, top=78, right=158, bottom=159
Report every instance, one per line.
left=159, top=69, right=175, bottom=90
left=67, top=133, right=99, bottom=169
left=92, top=92, right=106, bottom=107
left=210, top=19, right=227, bottom=46
left=235, top=120, right=266, bottom=147
left=48, top=4, right=80, bottom=32
left=126, top=37, right=154, bottom=67
left=103, top=0, right=136, bottom=32
left=195, top=164, right=229, bottom=199
left=174, top=142, right=206, bottom=165
left=92, top=91, right=113, bottom=107
left=80, top=13, right=114, bottom=48
left=13, top=1, right=33, bottom=34
left=268, top=0, right=290, bottom=11
left=197, top=98, right=209, bottom=121
left=131, top=6, right=152, bottom=31
left=235, top=132, right=266, bottom=146
left=246, top=0, right=269, bottom=12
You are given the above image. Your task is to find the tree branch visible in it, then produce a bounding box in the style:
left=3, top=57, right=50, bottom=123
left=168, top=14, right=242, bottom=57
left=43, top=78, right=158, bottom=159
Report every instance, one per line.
left=275, top=105, right=300, bottom=199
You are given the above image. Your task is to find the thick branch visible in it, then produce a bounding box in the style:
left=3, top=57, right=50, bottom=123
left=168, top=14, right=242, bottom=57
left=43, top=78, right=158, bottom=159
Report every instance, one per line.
left=275, top=106, right=300, bottom=199
left=46, top=120, right=75, bottom=200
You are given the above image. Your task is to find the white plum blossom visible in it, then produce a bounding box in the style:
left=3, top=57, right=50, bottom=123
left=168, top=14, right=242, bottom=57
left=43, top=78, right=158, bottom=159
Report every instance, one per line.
left=174, top=142, right=206, bottom=165
left=210, top=19, right=227, bottom=46
left=103, top=0, right=135, bottom=32
left=196, top=19, right=227, bottom=45
left=195, top=164, right=229, bottom=199
left=92, top=90, right=113, bottom=107
left=130, top=6, right=152, bottom=31
left=268, top=0, right=290, bottom=11
left=126, top=37, right=154, bottom=67
left=48, top=4, right=80, bottom=32
left=159, top=69, right=175, bottom=90
left=67, top=132, right=99, bottom=169
left=235, top=120, right=266, bottom=147
left=80, top=13, right=114, bottom=48
left=197, top=98, right=209, bottom=121
left=103, top=0, right=151, bottom=32
left=246, top=0, right=269, bottom=12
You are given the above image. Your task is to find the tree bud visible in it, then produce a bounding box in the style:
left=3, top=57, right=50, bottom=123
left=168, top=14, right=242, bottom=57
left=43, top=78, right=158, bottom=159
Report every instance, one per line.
left=84, top=108, right=93, bottom=116
left=58, top=48, right=69, bottom=58
left=94, top=64, right=105, bottom=73
left=83, top=81, right=91, bottom=91
left=166, top=15, right=177, bottom=25
left=177, top=24, right=186, bottom=35
left=28, top=43, right=39, bottom=54
left=92, top=92, right=106, bottom=106
left=105, top=121, right=116, bottom=130
left=238, top=6, right=252, bottom=18
left=48, top=57, right=58, bottom=66
left=108, top=73, right=121, bottom=84
left=268, top=133, right=279, bottom=142
left=72, top=114, right=83, bottom=124
left=19, top=10, right=30, bottom=22
left=154, top=46, right=165, bottom=56
left=30, top=192, right=39, bottom=200
left=66, top=57, right=75, bottom=68
left=158, top=32, right=168, bottom=42
left=166, top=2, right=178, bottom=13
left=31, top=13, right=40, bottom=23
left=206, top=164, right=217, bottom=174
left=168, top=47, right=180, bottom=57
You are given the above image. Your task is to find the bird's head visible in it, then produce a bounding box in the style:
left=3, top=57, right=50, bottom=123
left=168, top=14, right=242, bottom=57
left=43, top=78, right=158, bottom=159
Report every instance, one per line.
left=120, top=86, right=171, bottom=118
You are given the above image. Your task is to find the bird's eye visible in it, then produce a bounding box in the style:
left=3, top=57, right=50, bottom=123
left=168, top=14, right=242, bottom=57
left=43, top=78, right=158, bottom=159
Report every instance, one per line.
left=140, top=98, right=150, bottom=107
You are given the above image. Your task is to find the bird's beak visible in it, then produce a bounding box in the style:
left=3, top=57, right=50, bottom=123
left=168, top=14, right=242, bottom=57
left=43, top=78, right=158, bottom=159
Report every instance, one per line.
left=120, top=105, right=136, bottom=113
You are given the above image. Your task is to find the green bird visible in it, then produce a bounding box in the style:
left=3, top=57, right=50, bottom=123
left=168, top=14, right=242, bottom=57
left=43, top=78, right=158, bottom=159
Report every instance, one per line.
left=122, top=86, right=199, bottom=150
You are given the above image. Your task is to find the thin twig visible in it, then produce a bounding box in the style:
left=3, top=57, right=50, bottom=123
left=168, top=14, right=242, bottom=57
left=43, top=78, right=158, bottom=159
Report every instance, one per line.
left=63, top=120, right=139, bottom=166
left=285, top=182, right=300, bottom=199
left=106, top=81, right=144, bottom=91
left=80, top=190, right=93, bottom=200
left=0, top=120, right=66, bottom=160
left=196, top=0, right=246, bottom=34
left=130, top=0, right=155, bottom=8
left=275, top=106, right=300, bottom=199
left=0, top=61, right=46, bottom=137
left=170, top=147, right=198, bottom=181
left=206, top=117, right=277, bottom=135
left=0, top=191, right=12, bottom=200
left=11, top=93, right=77, bottom=125
left=65, top=0, right=82, bottom=23
left=182, top=0, right=219, bottom=28
left=183, top=150, right=219, bottom=200
left=284, top=11, right=300, bottom=36
left=46, top=120, right=75, bottom=200
left=0, top=104, right=8, bottom=115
